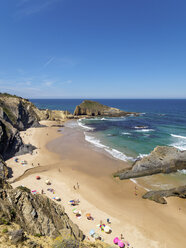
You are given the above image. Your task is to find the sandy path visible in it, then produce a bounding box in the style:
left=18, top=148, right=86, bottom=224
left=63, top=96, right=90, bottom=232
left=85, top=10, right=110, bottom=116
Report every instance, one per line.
left=7, top=120, right=186, bottom=248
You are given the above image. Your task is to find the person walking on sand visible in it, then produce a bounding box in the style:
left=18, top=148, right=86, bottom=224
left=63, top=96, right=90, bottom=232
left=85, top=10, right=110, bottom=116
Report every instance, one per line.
left=120, top=234, right=124, bottom=240
left=77, top=182, right=79, bottom=189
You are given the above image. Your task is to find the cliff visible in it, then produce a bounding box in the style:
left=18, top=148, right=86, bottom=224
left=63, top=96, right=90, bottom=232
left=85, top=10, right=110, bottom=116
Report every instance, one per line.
left=0, top=94, right=39, bottom=160
left=0, top=186, right=83, bottom=240
left=74, top=100, right=138, bottom=117
left=115, top=146, right=186, bottom=180
left=39, top=109, right=74, bottom=121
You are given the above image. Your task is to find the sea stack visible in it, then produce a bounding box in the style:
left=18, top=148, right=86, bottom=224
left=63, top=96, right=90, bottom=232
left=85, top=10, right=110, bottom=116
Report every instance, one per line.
left=74, top=100, right=138, bottom=117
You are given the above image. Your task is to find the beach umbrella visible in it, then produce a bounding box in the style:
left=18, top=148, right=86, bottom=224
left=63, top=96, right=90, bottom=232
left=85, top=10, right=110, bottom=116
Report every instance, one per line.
left=113, top=237, right=119, bottom=244
left=86, top=213, right=91, bottom=217
left=104, top=225, right=112, bottom=233
left=118, top=241, right=125, bottom=248
left=89, top=229, right=95, bottom=236
left=36, top=176, right=40, bottom=180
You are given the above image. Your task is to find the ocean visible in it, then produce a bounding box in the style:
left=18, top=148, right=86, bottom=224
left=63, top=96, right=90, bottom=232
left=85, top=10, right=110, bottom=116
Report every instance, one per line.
left=30, top=99, right=186, bottom=190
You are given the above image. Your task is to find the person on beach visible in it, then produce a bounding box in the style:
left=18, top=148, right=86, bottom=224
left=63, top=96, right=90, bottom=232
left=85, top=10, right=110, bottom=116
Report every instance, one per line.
left=77, top=182, right=79, bottom=189
left=73, top=185, right=76, bottom=190
left=41, top=189, right=44, bottom=194
left=120, top=234, right=124, bottom=240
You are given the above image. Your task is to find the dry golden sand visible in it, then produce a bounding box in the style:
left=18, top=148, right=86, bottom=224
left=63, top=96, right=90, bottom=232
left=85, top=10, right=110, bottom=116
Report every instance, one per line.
left=7, top=120, right=186, bottom=248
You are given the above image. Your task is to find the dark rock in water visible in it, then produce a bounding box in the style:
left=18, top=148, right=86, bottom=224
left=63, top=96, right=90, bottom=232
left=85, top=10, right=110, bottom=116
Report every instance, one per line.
left=8, top=229, right=25, bottom=244
left=74, top=100, right=138, bottom=117
left=0, top=187, right=84, bottom=240
left=142, top=185, right=186, bottom=204
left=116, top=146, right=186, bottom=180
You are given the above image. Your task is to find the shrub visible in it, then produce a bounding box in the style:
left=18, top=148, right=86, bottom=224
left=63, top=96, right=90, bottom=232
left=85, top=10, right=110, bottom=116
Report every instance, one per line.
left=17, top=186, right=31, bottom=193
left=2, top=228, right=8, bottom=233
left=34, top=233, right=42, bottom=238
left=52, top=238, right=79, bottom=248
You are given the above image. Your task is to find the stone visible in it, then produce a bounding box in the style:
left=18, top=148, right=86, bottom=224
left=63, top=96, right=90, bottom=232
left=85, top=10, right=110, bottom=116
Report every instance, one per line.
left=142, top=185, right=186, bottom=204
left=8, top=229, right=25, bottom=244
left=116, top=146, right=186, bottom=180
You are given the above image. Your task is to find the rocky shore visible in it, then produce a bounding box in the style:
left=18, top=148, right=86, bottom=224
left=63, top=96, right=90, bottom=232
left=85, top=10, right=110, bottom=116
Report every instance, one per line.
left=142, top=185, right=186, bottom=204
left=115, top=146, right=186, bottom=180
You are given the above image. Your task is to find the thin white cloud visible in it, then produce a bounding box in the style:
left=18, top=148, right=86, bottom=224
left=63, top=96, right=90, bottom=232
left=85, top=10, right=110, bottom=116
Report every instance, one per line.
left=42, top=57, right=55, bottom=69
left=44, top=81, right=53, bottom=87
left=61, top=80, right=72, bottom=84
left=16, top=0, right=60, bottom=17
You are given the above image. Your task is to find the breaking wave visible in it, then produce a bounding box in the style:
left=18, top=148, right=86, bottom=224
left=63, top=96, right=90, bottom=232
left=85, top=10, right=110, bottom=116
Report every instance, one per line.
left=170, top=134, right=186, bottom=151
left=84, top=133, right=134, bottom=162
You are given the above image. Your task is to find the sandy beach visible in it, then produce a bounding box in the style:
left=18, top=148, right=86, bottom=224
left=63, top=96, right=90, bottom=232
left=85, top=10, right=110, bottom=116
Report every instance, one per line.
left=7, top=120, right=186, bottom=248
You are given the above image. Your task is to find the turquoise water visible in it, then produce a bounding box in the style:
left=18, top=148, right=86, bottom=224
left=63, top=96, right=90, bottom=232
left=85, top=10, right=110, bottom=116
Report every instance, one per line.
left=31, top=99, right=186, bottom=189
left=31, top=99, right=186, bottom=158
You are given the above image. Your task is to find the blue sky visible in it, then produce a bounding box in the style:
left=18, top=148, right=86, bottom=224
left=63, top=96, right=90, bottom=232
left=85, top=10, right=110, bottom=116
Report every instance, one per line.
left=0, top=0, right=186, bottom=98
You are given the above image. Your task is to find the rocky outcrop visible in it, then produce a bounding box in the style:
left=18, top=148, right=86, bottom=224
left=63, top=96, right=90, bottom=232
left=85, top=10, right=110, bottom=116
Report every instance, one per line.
left=0, top=94, right=40, bottom=131
left=0, top=94, right=39, bottom=160
left=0, top=156, right=11, bottom=189
left=39, top=109, right=73, bottom=121
left=142, top=185, right=186, bottom=204
left=116, top=146, right=186, bottom=180
left=74, top=100, right=138, bottom=117
left=0, top=186, right=83, bottom=240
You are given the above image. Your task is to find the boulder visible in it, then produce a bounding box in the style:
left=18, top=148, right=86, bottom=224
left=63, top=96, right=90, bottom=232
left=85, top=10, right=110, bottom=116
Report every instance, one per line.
left=142, top=185, right=186, bottom=204
left=117, top=146, right=186, bottom=180
left=8, top=229, right=25, bottom=244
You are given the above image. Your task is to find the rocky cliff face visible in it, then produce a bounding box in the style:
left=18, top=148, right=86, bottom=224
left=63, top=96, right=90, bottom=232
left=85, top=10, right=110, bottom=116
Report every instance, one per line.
left=39, top=109, right=74, bottom=121
left=0, top=94, right=40, bottom=131
left=74, top=100, right=138, bottom=117
left=0, top=187, right=83, bottom=240
left=116, top=146, right=186, bottom=180
left=0, top=94, right=40, bottom=160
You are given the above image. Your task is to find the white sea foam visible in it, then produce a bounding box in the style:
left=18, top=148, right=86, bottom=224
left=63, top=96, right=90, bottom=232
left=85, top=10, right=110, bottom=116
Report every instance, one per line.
left=136, top=129, right=154, bottom=132
left=134, top=126, right=148, bottom=129
left=170, top=134, right=186, bottom=151
left=122, top=132, right=131, bottom=135
left=77, top=119, right=94, bottom=131
left=171, top=134, right=186, bottom=139
left=65, top=121, right=79, bottom=128
left=105, top=148, right=135, bottom=161
left=130, top=179, right=150, bottom=191
left=137, top=153, right=149, bottom=159
left=84, top=133, right=134, bottom=162
left=178, top=169, right=186, bottom=175
left=84, top=134, right=108, bottom=149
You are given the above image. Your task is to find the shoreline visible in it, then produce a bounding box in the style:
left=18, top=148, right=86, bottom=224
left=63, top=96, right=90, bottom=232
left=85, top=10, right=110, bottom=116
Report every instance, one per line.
left=7, top=120, right=186, bottom=248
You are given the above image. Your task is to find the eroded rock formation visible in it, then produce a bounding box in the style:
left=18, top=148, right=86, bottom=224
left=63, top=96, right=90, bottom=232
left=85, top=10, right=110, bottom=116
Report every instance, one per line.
left=116, top=146, right=186, bottom=180
left=74, top=100, right=138, bottom=117
left=0, top=186, right=83, bottom=240
left=142, top=185, right=186, bottom=204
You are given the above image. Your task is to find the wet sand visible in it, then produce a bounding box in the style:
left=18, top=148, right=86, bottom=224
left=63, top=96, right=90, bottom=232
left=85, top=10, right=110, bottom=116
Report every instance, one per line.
left=8, top=120, right=186, bottom=248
